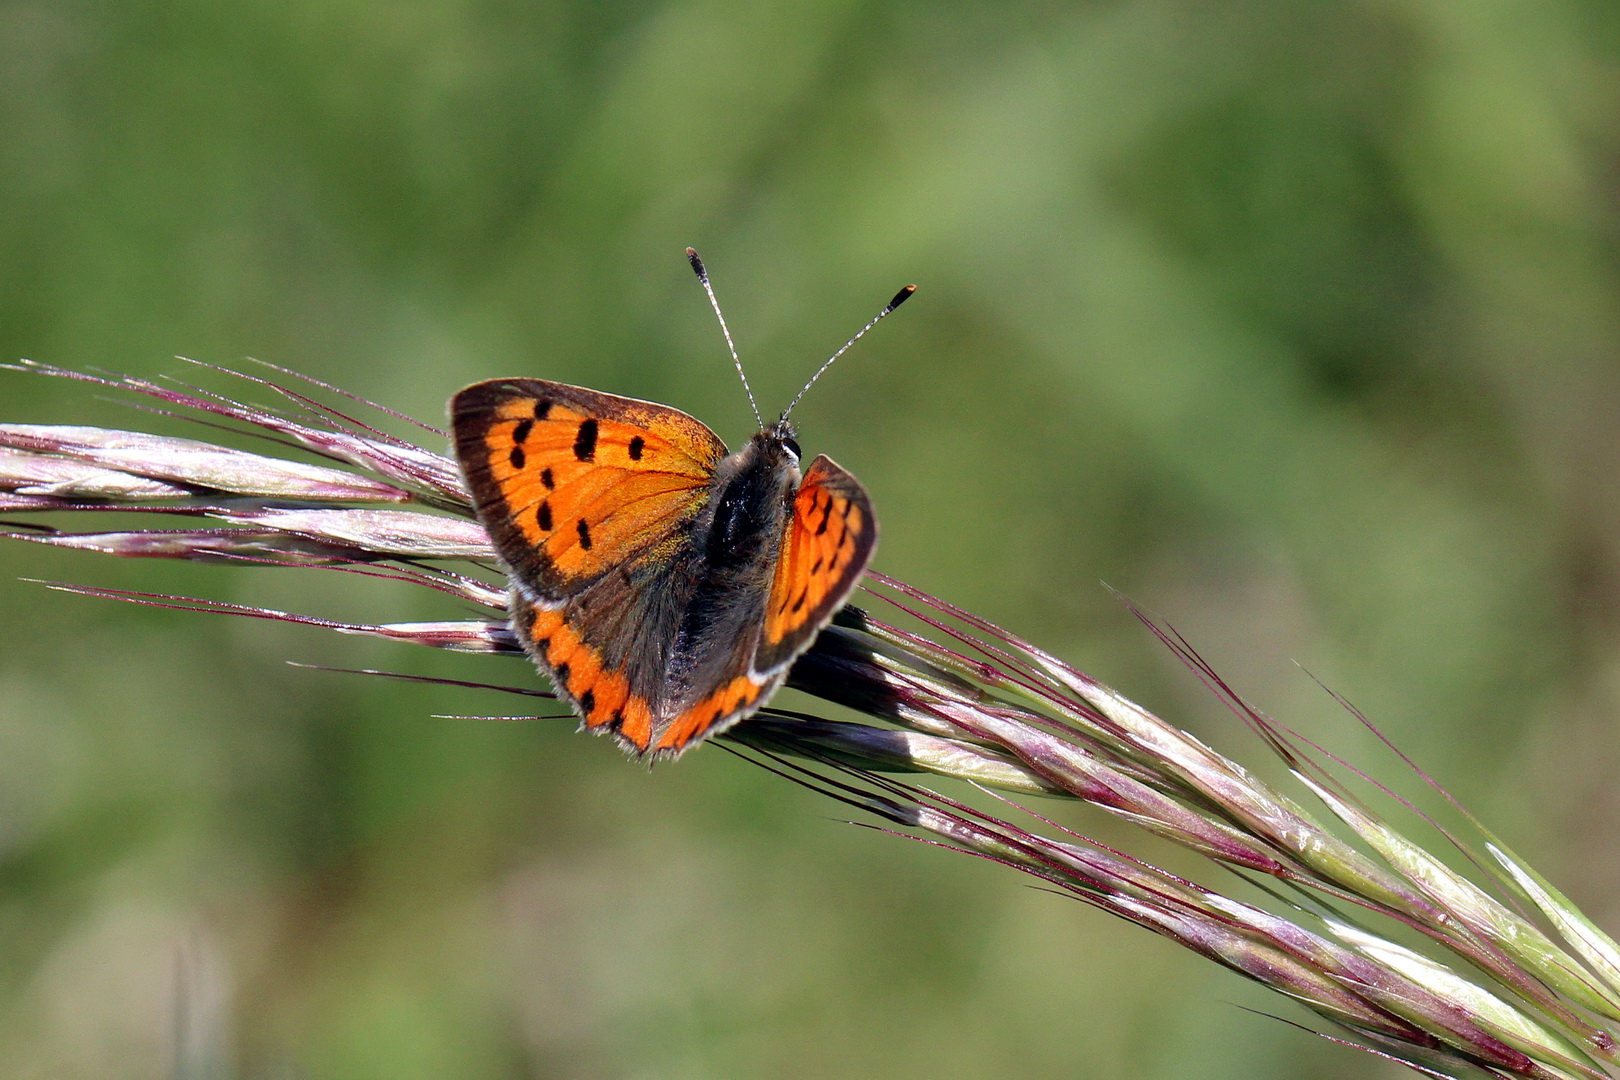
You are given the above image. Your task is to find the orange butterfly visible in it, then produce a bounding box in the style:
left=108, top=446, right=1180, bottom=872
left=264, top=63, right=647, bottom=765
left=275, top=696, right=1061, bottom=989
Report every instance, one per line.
left=452, top=251, right=913, bottom=759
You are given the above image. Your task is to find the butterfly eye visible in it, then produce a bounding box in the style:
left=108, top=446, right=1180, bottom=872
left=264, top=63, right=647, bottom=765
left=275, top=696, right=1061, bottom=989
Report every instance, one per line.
left=781, top=436, right=802, bottom=460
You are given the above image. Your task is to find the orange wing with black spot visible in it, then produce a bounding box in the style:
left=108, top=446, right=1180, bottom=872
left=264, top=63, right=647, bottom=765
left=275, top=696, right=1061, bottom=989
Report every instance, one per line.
left=754, top=454, right=877, bottom=675
left=453, top=379, right=726, bottom=597
left=453, top=379, right=729, bottom=752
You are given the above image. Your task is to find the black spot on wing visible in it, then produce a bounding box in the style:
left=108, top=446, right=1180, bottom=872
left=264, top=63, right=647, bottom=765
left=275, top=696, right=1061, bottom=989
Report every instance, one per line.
left=574, top=419, right=598, bottom=461
left=815, top=496, right=835, bottom=535
left=577, top=519, right=593, bottom=550
left=509, top=446, right=526, bottom=469
left=537, top=501, right=553, bottom=531
left=628, top=435, right=645, bottom=461
left=541, top=467, right=554, bottom=490
left=512, top=419, right=533, bottom=444
left=579, top=689, right=596, bottom=715
left=534, top=400, right=551, bottom=421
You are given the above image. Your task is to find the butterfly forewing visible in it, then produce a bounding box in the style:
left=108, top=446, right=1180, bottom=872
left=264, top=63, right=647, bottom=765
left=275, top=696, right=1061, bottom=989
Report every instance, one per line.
left=755, top=454, right=877, bottom=674
left=453, top=379, right=726, bottom=594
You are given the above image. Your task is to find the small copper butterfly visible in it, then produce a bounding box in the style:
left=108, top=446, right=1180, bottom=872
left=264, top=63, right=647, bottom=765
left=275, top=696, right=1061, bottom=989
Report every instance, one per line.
left=451, top=250, right=913, bottom=759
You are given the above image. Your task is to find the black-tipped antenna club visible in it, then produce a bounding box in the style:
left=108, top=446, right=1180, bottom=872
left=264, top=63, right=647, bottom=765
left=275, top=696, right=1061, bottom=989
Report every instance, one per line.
left=781, top=282, right=918, bottom=422
left=685, top=247, right=763, bottom=429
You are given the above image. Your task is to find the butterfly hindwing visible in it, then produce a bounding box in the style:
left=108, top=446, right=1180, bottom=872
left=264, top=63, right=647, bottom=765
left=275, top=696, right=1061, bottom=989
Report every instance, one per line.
left=510, top=585, right=672, bottom=753
left=755, top=454, right=877, bottom=675
left=452, top=379, right=727, bottom=598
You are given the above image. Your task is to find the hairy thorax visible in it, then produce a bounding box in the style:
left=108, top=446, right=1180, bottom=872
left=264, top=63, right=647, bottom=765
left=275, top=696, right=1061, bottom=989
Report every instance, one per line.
left=670, top=428, right=801, bottom=691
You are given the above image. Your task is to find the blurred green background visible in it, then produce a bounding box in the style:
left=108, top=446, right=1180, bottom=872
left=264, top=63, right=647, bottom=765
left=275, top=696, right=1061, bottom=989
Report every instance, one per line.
left=3, top=1, right=1620, bottom=1077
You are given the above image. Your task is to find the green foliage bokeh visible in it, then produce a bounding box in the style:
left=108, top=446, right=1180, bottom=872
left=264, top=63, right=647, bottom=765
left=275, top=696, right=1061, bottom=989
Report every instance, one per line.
left=2, top=2, right=1619, bottom=1077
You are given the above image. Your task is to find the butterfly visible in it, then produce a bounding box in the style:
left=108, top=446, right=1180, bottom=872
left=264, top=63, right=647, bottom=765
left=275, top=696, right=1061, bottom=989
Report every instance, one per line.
left=451, top=251, right=913, bottom=759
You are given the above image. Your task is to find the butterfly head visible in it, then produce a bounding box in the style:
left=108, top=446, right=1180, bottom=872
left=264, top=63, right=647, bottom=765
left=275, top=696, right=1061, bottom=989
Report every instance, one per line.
left=763, top=417, right=801, bottom=465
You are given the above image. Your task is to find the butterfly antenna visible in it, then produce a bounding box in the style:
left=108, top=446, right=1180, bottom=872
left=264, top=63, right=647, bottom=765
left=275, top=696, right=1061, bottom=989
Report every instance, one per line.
left=781, top=283, right=916, bottom=422
left=686, top=248, right=763, bottom=430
